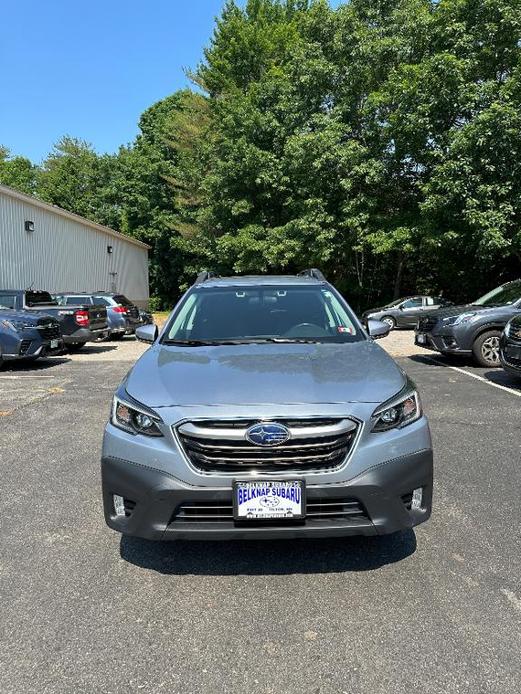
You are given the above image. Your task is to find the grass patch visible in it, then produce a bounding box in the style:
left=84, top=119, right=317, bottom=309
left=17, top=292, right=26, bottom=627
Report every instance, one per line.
left=153, top=311, right=170, bottom=328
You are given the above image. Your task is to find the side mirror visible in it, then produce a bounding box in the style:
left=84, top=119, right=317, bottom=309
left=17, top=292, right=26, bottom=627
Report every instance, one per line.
left=398, top=305, right=404, bottom=310
left=135, top=324, right=158, bottom=343
left=367, top=319, right=391, bottom=340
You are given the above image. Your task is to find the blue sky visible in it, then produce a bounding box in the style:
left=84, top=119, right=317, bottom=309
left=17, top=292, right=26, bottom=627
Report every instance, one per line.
left=1, top=1, right=343, bottom=164
left=0, top=1, right=229, bottom=163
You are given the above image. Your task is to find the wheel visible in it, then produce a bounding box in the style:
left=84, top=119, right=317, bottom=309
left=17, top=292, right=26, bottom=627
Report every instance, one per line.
left=472, top=330, right=502, bottom=367
left=380, top=315, right=396, bottom=330
left=66, top=342, right=87, bottom=352
left=112, top=333, right=125, bottom=341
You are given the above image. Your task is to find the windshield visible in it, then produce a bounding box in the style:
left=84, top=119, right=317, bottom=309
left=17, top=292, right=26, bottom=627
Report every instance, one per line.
left=163, top=285, right=363, bottom=344
left=474, top=281, right=521, bottom=307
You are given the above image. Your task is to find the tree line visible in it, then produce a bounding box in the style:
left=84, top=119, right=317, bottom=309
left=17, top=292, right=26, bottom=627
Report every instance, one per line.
left=1, top=0, right=520, bottom=311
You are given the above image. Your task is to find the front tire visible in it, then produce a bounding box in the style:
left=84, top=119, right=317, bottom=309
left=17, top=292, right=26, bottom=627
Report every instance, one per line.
left=381, top=315, right=396, bottom=330
left=472, top=330, right=502, bottom=367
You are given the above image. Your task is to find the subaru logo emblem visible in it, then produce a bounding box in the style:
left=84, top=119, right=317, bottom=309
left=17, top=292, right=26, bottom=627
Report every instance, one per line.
left=246, top=422, right=290, bottom=447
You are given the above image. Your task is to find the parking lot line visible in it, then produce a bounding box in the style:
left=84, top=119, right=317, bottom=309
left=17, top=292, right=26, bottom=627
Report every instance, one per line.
left=425, top=356, right=521, bottom=398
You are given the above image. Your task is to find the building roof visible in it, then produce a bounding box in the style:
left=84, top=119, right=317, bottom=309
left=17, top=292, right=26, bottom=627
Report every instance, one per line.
left=0, top=184, right=151, bottom=251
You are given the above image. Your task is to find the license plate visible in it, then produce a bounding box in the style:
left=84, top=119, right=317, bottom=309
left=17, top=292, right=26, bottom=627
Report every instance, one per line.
left=233, top=480, right=305, bottom=520
left=50, top=339, right=59, bottom=349
left=416, top=333, right=427, bottom=345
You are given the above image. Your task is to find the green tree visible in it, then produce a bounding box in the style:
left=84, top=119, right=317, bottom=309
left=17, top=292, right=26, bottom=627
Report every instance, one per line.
left=0, top=146, right=39, bottom=195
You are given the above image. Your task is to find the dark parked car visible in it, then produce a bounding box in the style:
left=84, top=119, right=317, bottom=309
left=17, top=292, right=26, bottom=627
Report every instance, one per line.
left=0, top=307, right=63, bottom=366
left=499, top=316, right=521, bottom=378
left=363, top=296, right=452, bottom=329
left=54, top=293, right=134, bottom=340
left=89, top=293, right=141, bottom=337
left=0, top=290, right=108, bottom=351
left=415, top=279, right=521, bottom=367
left=138, top=308, right=154, bottom=326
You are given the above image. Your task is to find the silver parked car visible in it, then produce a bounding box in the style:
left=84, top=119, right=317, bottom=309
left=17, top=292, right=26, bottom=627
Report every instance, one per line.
left=102, top=270, right=433, bottom=541
left=363, top=295, right=453, bottom=330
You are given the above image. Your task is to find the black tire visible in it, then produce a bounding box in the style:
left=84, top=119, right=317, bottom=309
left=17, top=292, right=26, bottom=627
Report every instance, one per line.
left=66, top=342, right=87, bottom=352
left=112, top=333, right=126, bottom=341
left=472, top=330, right=502, bottom=367
left=380, top=315, right=396, bottom=330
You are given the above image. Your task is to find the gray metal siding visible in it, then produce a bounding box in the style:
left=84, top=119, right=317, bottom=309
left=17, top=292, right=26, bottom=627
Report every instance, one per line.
left=0, top=192, right=149, bottom=306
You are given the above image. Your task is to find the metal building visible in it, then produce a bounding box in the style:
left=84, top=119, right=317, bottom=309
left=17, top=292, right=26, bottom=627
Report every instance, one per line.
left=0, top=184, right=150, bottom=307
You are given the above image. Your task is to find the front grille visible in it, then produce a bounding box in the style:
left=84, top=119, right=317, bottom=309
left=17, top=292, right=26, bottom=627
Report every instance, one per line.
left=171, top=497, right=368, bottom=525
left=176, top=417, right=359, bottom=473
left=37, top=321, right=61, bottom=340
left=418, top=316, right=437, bottom=332
left=19, top=339, right=32, bottom=355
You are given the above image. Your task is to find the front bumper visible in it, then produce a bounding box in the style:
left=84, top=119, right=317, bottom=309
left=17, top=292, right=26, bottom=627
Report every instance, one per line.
left=1, top=335, right=64, bottom=361
left=101, top=449, right=433, bottom=541
left=499, top=336, right=521, bottom=377
left=63, top=327, right=108, bottom=344
left=415, top=329, right=471, bottom=355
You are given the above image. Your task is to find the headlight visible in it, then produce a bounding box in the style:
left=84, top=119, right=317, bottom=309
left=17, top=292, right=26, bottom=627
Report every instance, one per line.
left=111, top=395, right=163, bottom=437
left=371, top=386, right=422, bottom=432
left=442, top=312, right=479, bottom=326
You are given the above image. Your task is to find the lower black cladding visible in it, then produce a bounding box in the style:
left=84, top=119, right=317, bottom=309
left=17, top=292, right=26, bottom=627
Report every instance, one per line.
left=102, top=448, right=433, bottom=540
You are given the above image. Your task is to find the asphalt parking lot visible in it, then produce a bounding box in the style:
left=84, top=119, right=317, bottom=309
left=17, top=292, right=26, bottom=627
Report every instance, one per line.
left=1, top=334, right=520, bottom=693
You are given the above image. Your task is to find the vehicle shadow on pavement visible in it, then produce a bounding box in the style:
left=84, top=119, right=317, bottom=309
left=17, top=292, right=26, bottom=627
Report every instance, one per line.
left=408, top=354, right=521, bottom=391
left=119, top=531, right=416, bottom=575
left=0, top=357, right=71, bottom=372
left=482, top=369, right=521, bottom=391
left=74, top=344, right=118, bottom=355
left=407, top=354, right=472, bottom=367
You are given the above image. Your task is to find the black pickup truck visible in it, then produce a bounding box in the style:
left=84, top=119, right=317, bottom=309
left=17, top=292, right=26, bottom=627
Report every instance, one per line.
left=0, top=290, right=108, bottom=351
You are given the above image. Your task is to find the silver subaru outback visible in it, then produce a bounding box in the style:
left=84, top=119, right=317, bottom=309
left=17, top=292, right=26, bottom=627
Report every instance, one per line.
left=101, top=270, right=433, bottom=541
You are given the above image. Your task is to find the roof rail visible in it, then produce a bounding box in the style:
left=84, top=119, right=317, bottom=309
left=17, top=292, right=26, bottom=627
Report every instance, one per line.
left=194, top=270, right=220, bottom=285
left=298, top=268, right=326, bottom=282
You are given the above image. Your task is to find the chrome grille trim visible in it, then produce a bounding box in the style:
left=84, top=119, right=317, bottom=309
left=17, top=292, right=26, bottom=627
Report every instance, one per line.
left=178, top=418, right=357, bottom=441
left=175, top=417, right=360, bottom=474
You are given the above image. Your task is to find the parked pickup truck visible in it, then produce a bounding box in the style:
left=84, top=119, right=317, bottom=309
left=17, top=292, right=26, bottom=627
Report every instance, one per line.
left=0, top=308, right=63, bottom=366
left=0, top=290, right=108, bottom=351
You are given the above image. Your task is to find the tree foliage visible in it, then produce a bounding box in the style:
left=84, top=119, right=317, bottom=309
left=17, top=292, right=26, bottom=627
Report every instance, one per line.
left=2, top=0, right=521, bottom=309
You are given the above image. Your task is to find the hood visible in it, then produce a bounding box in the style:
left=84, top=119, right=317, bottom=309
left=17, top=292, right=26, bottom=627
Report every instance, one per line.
left=0, top=309, right=50, bottom=325
left=422, top=303, right=503, bottom=320
left=125, top=341, right=406, bottom=408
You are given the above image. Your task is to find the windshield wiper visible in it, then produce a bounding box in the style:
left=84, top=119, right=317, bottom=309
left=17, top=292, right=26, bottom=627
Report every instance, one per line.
left=268, top=338, right=321, bottom=343
left=162, top=339, right=220, bottom=346
left=162, top=337, right=323, bottom=346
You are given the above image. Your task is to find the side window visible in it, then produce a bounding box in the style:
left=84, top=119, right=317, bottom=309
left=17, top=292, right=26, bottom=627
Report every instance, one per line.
left=93, top=297, right=111, bottom=306
left=65, top=296, right=89, bottom=305
left=0, top=294, right=16, bottom=309
left=425, top=297, right=434, bottom=306
left=402, top=298, right=422, bottom=309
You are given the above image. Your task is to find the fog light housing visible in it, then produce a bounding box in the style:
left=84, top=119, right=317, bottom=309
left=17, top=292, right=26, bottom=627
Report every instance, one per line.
left=113, top=494, right=125, bottom=517
left=411, top=487, right=423, bottom=510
